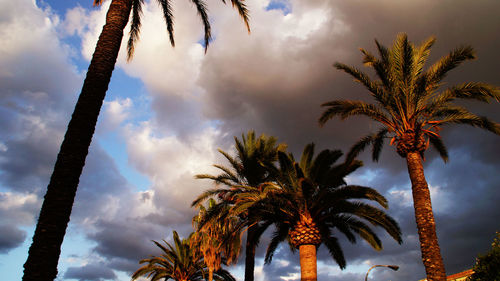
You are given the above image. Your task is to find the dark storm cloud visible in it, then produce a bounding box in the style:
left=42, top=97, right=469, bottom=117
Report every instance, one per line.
left=0, top=225, right=27, bottom=253
left=64, top=263, right=117, bottom=281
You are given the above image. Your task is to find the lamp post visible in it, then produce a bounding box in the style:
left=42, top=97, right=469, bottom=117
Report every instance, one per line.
left=364, top=264, right=399, bottom=281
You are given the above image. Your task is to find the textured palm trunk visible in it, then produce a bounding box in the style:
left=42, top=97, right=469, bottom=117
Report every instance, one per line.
left=299, top=244, right=317, bottom=281
left=244, top=225, right=257, bottom=281
left=22, top=0, right=132, bottom=280
left=406, top=152, right=446, bottom=281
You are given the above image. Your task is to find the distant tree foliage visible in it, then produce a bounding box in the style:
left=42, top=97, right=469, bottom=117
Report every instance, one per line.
left=469, top=232, right=500, bottom=281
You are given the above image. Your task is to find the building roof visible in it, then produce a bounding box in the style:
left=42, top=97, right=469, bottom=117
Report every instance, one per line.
left=446, top=269, right=474, bottom=280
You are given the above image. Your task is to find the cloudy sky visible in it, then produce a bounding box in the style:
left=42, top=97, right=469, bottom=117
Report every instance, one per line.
left=1, top=0, right=499, bottom=280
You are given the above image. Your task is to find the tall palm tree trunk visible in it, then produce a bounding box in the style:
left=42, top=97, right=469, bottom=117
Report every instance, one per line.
left=299, top=244, right=317, bottom=281
left=23, top=1, right=132, bottom=280
left=244, top=225, right=257, bottom=281
left=406, top=152, right=446, bottom=281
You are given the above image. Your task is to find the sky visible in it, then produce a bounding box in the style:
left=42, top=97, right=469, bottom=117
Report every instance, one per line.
left=0, top=0, right=499, bottom=280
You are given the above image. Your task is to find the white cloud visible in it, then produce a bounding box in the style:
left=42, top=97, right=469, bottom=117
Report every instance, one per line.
left=124, top=122, right=222, bottom=213
left=101, top=97, right=133, bottom=130
left=0, top=191, right=40, bottom=225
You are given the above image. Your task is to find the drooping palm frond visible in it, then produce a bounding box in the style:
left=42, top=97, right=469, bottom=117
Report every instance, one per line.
left=157, top=0, right=175, bottom=46
left=427, top=133, right=448, bottom=162
left=224, top=0, right=251, bottom=33
left=112, top=0, right=251, bottom=59
left=344, top=127, right=388, bottom=163
left=189, top=0, right=211, bottom=52
left=264, top=221, right=290, bottom=264
left=319, top=227, right=346, bottom=269
left=127, top=0, right=144, bottom=60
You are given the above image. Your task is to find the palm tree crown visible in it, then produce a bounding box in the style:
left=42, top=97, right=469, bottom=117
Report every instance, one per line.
left=231, top=144, right=402, bottom=281
left=132, top=230, right=235, bottom=281
left=319, top=33, right=500, bottom=162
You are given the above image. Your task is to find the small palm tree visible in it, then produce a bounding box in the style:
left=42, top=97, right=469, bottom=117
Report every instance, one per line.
left=132, top=231, right=235, bottom=281
left=192, top=198, right=241, bottom=281
left=24, top=1, right=250, bottom=280
left=193, top=130, right=286, bottom=281
left=231, top=144, right=402, bottom=281
left=319, top=33, right=500, bottom=281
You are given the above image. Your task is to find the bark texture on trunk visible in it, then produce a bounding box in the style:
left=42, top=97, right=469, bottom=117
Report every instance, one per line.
left=244, top=225, right=257, bottom=281
left=299, top=244, right=317, bottom=281
left=22, top=0, right=132, bottom=280
left=406, top=152, right=446, bottom=281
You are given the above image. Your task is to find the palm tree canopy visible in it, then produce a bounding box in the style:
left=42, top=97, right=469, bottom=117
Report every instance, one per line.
left=132, top=230, right=236, bottom=281
left=319, top=33, right=500, bottom=162
left=94, top=0, right=250, bottom=60
left=231, top=143, right=402, bottom=269
left=192, top=130, right=286, bottom=281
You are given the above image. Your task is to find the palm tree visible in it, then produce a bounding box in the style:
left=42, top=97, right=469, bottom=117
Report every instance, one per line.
left=230, top=143, right=402, bottom=281
left=191, top=198, right=241, bottom=281
left=132, top=230, right=236, bottom=281
left=319, top=33, right=500, bottom=281
left=192, top=130, right=286, bottom=281
left=23, top=1, right=250, bottom=280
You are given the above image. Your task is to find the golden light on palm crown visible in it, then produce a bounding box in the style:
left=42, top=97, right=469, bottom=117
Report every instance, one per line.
left=320, top=33, right=500, bottom=162
left=289, top=213, right=322, bottom=248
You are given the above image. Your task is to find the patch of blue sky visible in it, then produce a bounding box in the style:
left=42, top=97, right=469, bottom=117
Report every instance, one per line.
left=265, top=0, right=292, bottom=15
left=0, top=226, right=34, bottom=281
left=106, top=67, right=154, bottom=124
left=98, top=68, right=153, bottom=191
left=39, top=0, right=93, bottom=16
left=98, top=132, right=152, bottom=191
left=197, top=35, right=216, bottom=51
left=57, top=225, right=98, bottom=279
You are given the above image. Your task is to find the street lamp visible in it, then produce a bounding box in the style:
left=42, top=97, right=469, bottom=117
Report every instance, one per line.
left=364, top=264, right=399, bottom=281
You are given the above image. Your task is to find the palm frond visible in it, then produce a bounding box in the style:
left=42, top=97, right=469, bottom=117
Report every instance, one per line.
left=345, top=128, right=387, bottom=163
left=333, top=63, right=387, bottom=105
left=428, top=133, right=448, bottom=162
left=127, top=0, right=145, bottom=61
left=425, top=45, right=475, bottom=89
left=226, top=0, right=250, bottom=33
left=264, top=223, right=290, bottom=264
left=157, top=0, right=175, bottom=47
left=435, top=82, right=500, bottom=105
left=190, top=0, right=211, bottom=53
left=321, top=232, right=346, bottom=269
left=372, top=128, right=388, bottom=161
left=319, top=100, right=392, bottom=126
